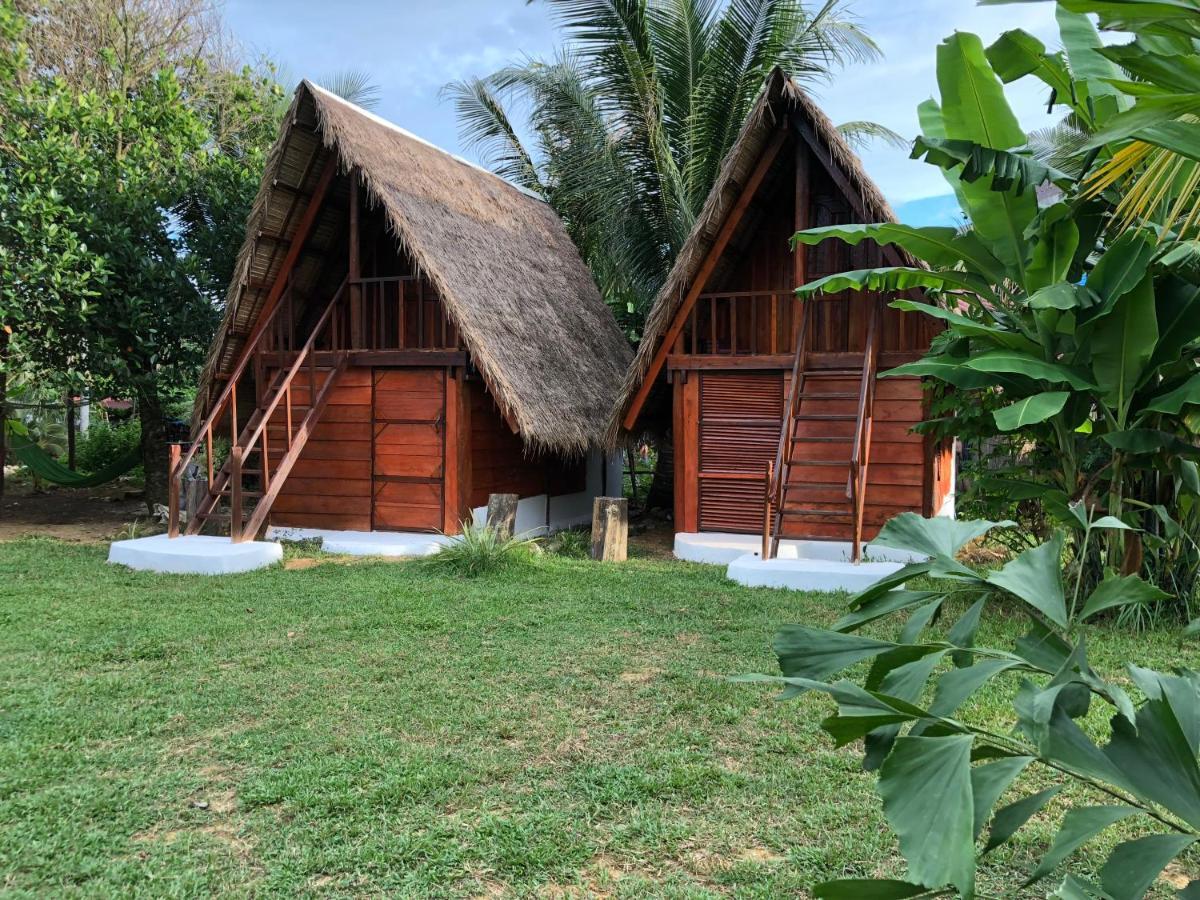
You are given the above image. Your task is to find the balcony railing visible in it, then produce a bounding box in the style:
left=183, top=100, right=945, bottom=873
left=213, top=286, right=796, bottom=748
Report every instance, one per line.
left=680, top=290, right=798, bottom=356
left=263, top=275, right=461, bottom=354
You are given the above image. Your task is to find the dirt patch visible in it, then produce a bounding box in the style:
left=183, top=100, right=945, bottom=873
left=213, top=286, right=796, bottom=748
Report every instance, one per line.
left=283, top=557, right=321, bottom=570
left=0, top=479, right=148, bottom=542
left=628, top=518, right=675, bottom=559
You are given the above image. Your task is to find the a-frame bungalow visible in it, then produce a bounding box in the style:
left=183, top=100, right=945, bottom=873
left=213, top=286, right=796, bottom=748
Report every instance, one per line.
left=166, top=81, right=631, bottom=547
left=611, top=68, right=954, bottom=561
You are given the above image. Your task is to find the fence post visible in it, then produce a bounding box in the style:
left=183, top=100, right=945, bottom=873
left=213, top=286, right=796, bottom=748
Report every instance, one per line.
left=591, top=497, right=628, bottom=562
left=167, top=443, right=181, bottom=539
left=229, top=445, right=244, bottom=543
left=762, top=461, right=773, bottom=560
left=486, top=493, right=519, bottom=540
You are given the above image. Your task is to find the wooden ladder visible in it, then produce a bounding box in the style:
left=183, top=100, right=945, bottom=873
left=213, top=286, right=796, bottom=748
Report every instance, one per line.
left=765, top=298, right=881, bottom=561
left=168, top=278, right=350, bottom=542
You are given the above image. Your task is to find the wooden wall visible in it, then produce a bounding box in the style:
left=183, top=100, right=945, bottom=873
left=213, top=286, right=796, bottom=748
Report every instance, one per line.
left=467, top=381, right=586, bottom=508
left=269, top=366, right=373, bottom=531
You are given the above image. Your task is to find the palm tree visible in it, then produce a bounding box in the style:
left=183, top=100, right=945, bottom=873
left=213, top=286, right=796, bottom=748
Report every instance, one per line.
left=444, top=0, right=896, bottom=338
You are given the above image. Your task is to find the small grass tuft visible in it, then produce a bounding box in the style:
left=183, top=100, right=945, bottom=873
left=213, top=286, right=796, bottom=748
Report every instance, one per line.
left=548, top=527, right=591, bottom=559
left=422, top=521, right=539, bottom=577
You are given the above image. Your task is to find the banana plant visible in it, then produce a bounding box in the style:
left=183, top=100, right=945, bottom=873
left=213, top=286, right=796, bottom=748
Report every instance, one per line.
left=741, top=512, right=1200, bottom=898
left=790, top=23, right=1200, bottom=572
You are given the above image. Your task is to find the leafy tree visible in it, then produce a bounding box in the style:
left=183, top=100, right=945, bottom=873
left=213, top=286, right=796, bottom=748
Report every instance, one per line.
left=1, top=0, right=285, bottom=507
left=0, top=1, right=106, bottom=497
left=744, top=512, right=1200, bottom=898
left=445, top=0, right=895, bottom=338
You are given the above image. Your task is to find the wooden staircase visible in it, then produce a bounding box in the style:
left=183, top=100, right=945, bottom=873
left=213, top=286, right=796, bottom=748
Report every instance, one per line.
left=765, top=298, right=881, bottom=560
left=168, top=278, right=349, bottom=542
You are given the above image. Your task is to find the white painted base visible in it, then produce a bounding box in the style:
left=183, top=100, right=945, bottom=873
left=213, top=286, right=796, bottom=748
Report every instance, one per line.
left=673, top=532, right=925, bottom=567
left=107, top=534, right=283, bottom=575
left=266, top=527, right=454, bottom=558
left=727, top=552, right=906, bottom=593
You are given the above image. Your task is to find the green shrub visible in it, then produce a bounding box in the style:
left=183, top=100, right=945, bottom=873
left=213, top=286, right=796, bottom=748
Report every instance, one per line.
left=75, top=420, right=140, bottom=474
left=422, top=522, right=538, bottom=577
left=548, top=528, right=590, bottom=559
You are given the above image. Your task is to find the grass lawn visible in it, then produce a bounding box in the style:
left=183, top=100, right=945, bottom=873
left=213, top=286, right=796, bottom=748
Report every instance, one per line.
left=0, top=537, right=1189, bottom=897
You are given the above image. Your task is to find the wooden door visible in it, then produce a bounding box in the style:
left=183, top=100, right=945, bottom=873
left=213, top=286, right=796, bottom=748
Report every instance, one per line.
left=372, top=368, right=446, bottom=531
left=696, top=372, right=783, bottom=533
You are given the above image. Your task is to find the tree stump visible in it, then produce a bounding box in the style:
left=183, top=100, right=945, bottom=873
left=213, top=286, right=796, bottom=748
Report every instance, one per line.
left=486, top=493, right=519, bottom=540
left=591, top=497, right=628, bottom=562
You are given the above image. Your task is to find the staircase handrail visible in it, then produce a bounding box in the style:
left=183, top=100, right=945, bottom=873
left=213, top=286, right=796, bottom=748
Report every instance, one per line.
left=769, top=298, right=810, bottom=508
left=847, top=299, right=881, bottom=562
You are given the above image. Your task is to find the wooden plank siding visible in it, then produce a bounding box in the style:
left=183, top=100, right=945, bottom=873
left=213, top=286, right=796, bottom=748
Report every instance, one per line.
left=664, top=134, right=943, bottom=541
left=268, top=366, right=374, bottom=531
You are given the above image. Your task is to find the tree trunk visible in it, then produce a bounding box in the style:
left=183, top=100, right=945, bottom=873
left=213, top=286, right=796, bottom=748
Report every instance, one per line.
left=0, top=329, right=7, bottom=501
left=644, top=431, right=674, bottom=512
left=138, top=385, right=168, bottom=512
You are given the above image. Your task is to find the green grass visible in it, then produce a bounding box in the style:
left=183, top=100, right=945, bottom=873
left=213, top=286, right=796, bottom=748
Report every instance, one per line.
left=0, top=538, right=1188, bottom=897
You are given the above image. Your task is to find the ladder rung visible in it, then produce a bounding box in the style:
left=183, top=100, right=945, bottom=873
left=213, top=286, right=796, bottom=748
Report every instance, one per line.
left=783, top=507, right=853, bottom=519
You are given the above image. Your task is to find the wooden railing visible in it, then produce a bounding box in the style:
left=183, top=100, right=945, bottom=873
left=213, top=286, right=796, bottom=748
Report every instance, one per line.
left=681, top=290, right=796, bottom=356
left=763, top=298, right=812, bottom=559
left=168, top=277, right=349, bottom=541
left=847, top=299, right=881, bottom=563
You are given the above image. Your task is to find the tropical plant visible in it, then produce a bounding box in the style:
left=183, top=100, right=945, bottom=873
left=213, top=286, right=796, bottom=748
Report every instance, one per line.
left=742, top=512, right=1200, bottom=898
left=445, top=0, right=894, bottom=337
left=790, top=18, right=1200, bottom=611
left=1001, top=0, right=1200, bottom=241
left=423, top=521, right=540, bottom=577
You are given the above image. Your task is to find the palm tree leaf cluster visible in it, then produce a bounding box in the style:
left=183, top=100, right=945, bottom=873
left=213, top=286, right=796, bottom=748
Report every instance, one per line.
left=444, top=0, right=890, bottom=338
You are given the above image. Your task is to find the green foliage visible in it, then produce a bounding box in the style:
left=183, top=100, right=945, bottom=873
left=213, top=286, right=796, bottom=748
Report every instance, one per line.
left=423, top=522, right=540, bottom=578
left=745, top=513, right=1200, bottom=898
left=548, top=527, right=591, bottom=559
left=793, top=9, right=1200, bottom=614
left=74, top=421, right=140, bottom=476
left=0, top=0, right=285, bottom=503
left=445, top=0, right=886, bottom=337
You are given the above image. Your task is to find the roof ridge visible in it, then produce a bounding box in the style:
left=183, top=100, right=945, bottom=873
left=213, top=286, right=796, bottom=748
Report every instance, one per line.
left=303, top=80, right=546, bottom=203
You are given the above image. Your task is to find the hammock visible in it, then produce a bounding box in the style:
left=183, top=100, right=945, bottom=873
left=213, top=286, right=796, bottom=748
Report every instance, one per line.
left=6, top=432, right=142, bottom=487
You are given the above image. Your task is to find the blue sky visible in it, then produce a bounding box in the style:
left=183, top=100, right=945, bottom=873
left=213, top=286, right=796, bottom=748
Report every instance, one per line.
left=226, top=0, right=1063, bottom=226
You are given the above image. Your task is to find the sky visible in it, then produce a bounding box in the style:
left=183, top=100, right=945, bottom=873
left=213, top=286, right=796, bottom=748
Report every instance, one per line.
left=225, top=0, right=1064, bottom=226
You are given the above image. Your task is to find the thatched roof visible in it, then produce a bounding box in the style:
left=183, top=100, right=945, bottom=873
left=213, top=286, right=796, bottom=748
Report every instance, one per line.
left=609, top=67, right=904, bottom=443
left=198, top=81, right=631, bottom=455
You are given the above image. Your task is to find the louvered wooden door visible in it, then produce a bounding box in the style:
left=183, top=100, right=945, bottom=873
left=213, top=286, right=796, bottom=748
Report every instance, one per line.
left=372, top=368, right=446, bottom=532
left=697, top=372, right=784, bottom=533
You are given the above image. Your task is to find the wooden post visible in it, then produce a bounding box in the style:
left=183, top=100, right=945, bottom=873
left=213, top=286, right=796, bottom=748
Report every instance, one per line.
left=229, top=445, right=244, bottom=543
left=65, top=392, right=76, bottom=470
left=167, top=443, right=182, bottom=538
left=486, top=493, right=519, bottom=540
left=591, top=497, right=628, bottom=562
left=349, top=168, right=362, bottom=349
left=762, top=461, right=773, bottom=560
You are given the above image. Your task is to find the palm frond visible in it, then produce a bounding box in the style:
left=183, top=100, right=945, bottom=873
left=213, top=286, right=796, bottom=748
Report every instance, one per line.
left=322, top=69, right=381, bottom=110
left=440, top=76, right=545, bottom=195
left=835, top=119, right=907, bottom=151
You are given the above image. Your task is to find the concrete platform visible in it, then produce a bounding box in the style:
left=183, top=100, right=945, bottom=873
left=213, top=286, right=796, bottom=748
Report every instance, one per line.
left=673, top=532, right=924, bottom=566
left=266, top=527, right=455, bottom=557
left=727, top=552, right=907, bottom=593
left=107, top=534, right=283, bottom=575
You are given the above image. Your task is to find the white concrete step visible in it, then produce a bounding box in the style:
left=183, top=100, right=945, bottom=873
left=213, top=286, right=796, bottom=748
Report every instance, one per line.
left=107, top=534, right=282, bottom=575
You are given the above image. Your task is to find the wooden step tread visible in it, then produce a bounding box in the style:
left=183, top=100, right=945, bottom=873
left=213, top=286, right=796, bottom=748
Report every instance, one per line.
left=798, top=391, right=858, bottom=399
left=793, top=414, right=856, bottom=421
left=782, top=507, right=853, bottom=519
left=787, top=459, right=850, bottom=467
left=792, top=436, right=852, bottom=443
